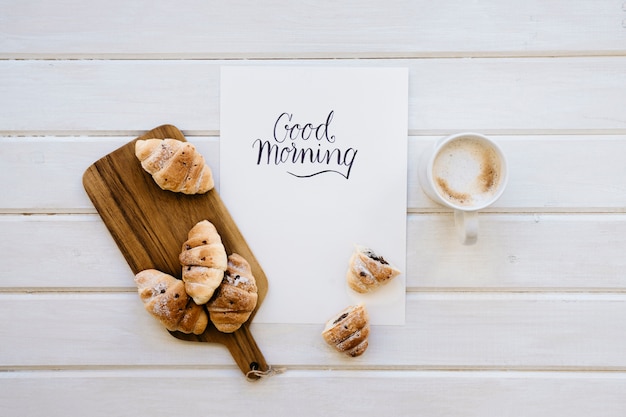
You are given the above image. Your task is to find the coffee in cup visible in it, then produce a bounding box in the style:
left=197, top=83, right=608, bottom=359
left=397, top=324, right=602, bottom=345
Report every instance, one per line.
left=418, top=133, right=508, bottom=245
left=432, top=136, right=503, bottom=208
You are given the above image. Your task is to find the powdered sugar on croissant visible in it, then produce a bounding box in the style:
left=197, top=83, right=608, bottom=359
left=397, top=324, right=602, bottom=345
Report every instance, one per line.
left=135, top=138, right=214, bottom=194
left=206, top=253, right=258, bottom=333
left=179, top=220, right=228, bottom=305
left=346, top=245, right=401, bottom=293
left=322, top=303, right=370, bottom=357
left=134, top=269, right=208, bottom=335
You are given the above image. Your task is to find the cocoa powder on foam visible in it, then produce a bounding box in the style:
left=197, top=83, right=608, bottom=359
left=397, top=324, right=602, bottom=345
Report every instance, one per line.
left=433, top=138, right=501, bottom=207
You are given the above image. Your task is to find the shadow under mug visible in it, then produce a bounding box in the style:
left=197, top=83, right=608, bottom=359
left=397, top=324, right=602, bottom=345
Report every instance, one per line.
left=418, top=132, right=509, bottom=245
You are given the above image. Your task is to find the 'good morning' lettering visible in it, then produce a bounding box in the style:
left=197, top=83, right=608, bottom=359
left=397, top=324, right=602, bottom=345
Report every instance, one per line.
left=252, top=111, right=358, bottom=179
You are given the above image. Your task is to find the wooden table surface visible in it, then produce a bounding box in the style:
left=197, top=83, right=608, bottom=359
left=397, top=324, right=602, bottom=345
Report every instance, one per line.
left=2, top=1, right=626, bottom=416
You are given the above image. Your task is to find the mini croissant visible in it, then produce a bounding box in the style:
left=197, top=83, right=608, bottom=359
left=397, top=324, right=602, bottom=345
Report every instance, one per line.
left=134, top=269, right=208, bottom=335
left=206, top=253, right=258, bottom=333
left=179, top=220, right=228, bottom=305
left=346, top=245, right=401, bottom=293
left=322, top=304, right=370, bottom=357
left=135, top=138, right=214, bottom=194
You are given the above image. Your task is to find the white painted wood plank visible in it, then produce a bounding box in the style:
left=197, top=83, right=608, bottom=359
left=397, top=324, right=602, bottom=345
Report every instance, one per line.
left=407, top=213, right=626, bottom=290
left=0, top=137, right=220, bottom=212
left=3, top=135, right=626, bottom=212
left=0, top=215, right=134, bottom=288
left=2, top=369, right=625, bottom=417
left=1, top=293, right=625, bottom=369
left=2, top=213, right=626, bottom=290
left=0, top=60, right=217, bottom=133
left=1, top=0, right=624, bottom=58
left=2, top=59, right=626, bottom=133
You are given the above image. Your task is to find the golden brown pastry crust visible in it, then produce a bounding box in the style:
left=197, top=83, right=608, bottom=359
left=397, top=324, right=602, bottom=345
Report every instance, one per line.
left=322, top=304, right=370, bottom=357
left=134, top=269, right=208, bottom=335
left=346, top=245, right=401, bottom=293
left=179, top=220, right=227, bottom=305
left=135, top=138, right=214, bottom=194
left=206, top=253, right=258, bottom=333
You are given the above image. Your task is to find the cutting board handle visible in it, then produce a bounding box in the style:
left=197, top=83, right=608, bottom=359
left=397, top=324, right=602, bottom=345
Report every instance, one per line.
left=172, top=324, right=270, bottom=380
left=222, top=325, right=269, bottom=380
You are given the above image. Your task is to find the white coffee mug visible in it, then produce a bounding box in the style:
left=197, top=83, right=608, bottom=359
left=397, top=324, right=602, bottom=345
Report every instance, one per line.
left=418, top=132, right=508, bottom=245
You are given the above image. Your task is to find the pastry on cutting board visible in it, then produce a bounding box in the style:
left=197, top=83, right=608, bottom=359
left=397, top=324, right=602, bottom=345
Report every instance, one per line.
left=134, top=269, right=208, bottom=335
left=206, top=253, right=258, bottom=333
left=346, top=245, right=401, bottom=293
left=322, top=303, right=370, bottom=357
left=179, top=220, right=228, bottom=305
left=135, top=138, right=214, bottom=194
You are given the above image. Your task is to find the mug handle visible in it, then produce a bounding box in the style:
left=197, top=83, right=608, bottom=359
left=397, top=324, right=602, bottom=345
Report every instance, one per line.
left=454, top=210, right=478, bottom=245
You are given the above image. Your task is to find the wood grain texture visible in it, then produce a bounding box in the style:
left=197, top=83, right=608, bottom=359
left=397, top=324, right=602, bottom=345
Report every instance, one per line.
left=82, top=125, right=269, bottom=378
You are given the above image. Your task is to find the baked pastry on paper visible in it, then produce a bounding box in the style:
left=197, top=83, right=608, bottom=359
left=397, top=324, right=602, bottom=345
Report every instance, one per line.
left=346, top=245, right=401, bottom=293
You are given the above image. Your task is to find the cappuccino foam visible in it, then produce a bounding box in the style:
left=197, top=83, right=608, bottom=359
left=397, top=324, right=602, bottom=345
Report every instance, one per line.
left=432, top=137, right=502, bottom=207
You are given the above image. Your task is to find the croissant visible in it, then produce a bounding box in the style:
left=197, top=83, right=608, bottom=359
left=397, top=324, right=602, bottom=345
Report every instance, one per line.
left=134, top=269, right=208, bottom=335
left=322, top=304, right=370, bottom=357
left=135, top=138, right=214, bottom=194
left=179, top=220, right=228, bottom=305
left=206, top=253, right=258, bottom=333
left=346, top=245, right=401, bottom=293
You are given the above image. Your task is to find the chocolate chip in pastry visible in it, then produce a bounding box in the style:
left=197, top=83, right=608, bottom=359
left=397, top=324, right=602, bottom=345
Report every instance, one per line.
left=322, top=303, right=370, bottom=357
left=206, top=253, right=258, bottom=333
left=135, top=138, right=214, bottom=194
left=346, top=245, right=401, bottom=293
left=179, top=220, right=228, bottom=305
left=134, top=269, right=208, bottom=335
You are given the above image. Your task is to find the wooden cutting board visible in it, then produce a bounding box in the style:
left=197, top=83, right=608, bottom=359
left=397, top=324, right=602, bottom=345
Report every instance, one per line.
left=82, top=124, right=269, bottom=379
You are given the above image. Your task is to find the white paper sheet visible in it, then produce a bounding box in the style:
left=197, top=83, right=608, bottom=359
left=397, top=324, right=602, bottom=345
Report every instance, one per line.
left=220, top=66, right=408, bottom=325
